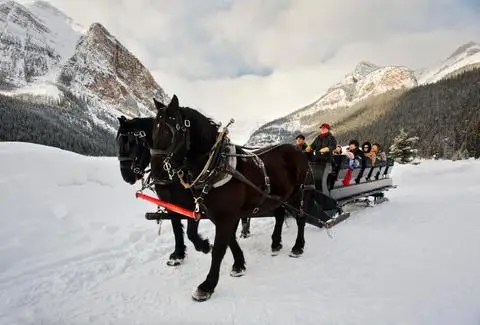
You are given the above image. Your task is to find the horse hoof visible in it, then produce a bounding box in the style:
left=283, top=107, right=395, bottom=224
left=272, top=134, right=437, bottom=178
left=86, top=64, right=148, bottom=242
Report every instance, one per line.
left=198, top=243, right=212, bottom=254
left=192, top=288, right=213, bottom=302
left=230, top=266, right=246, bottom=277
left=203, top=244, right=213, bottom=254
left=271, top=244, right=283, bottom=256
left=166, top=258, right=184, bottom=266
left=289, top=248, right=303, bottom=258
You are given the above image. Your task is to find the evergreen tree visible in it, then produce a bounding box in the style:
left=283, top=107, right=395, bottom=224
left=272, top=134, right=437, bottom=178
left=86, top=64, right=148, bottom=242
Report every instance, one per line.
left=389, top=129, right=419, bottom=164
left=0, top=93, right=117, bottom=156
left=313, top=68, right=480, bottom=159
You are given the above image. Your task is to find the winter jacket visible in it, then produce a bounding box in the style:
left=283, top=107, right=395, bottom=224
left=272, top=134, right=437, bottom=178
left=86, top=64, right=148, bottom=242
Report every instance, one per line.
left=310, top=132, right=337, bottom=162
left=376, top=151, right=387, bottom=162
left=296, top=143, right=308, bottom=151
left=349, top=147, right=366, bottom=167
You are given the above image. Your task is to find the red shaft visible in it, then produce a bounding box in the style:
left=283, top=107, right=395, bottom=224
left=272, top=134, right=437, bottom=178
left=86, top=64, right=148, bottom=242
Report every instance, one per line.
left=135, top=192, right=200, bottom=219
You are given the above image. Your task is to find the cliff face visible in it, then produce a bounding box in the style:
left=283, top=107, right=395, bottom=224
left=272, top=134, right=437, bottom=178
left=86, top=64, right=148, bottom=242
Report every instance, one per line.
left=58, top=23, right=169, bottom=119
left=0, top=1, right=61, bottom=87
left=1, top=1, right=170, bottom=136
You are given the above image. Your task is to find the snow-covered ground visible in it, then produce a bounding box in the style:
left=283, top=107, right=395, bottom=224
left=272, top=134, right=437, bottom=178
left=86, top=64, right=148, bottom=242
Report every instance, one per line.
left=1, top=142, right=479, bottom=325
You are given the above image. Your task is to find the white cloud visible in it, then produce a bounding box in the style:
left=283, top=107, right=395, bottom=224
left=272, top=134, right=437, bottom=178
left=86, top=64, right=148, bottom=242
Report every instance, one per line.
left=18, top=0, right=480, bottom=143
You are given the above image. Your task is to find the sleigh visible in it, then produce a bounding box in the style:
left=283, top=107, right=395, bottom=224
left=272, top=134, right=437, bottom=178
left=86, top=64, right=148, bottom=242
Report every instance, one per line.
left=143, top=153, right=396, bottom=230
left=301, top=155, right=396, bottom=228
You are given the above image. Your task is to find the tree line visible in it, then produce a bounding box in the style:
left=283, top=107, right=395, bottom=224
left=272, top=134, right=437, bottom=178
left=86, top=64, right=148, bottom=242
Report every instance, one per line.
left=0, top=93, right=117, bottom=156
left=333, top=68, right=480, bottom=159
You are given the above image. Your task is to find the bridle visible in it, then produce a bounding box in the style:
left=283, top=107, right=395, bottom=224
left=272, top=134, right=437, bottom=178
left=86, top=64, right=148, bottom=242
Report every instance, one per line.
left=150, top=110, right=191, bottom=180
left=117, top=129, right=150, bottom=177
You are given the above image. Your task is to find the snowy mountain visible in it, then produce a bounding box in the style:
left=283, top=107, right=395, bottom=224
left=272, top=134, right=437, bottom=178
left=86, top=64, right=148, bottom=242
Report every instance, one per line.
left=418, top=41, right=480, bottom=85
left=57, top=22, right=169, bottom=130
left=1, top=141, right=480, bottom=324
left=1, top=0, right=169, bottom=135
left=0, top=0, right=79, bottom=87
left=247, top=41, right=480, bottom=147
left=247, top=62, right=417, bottom=146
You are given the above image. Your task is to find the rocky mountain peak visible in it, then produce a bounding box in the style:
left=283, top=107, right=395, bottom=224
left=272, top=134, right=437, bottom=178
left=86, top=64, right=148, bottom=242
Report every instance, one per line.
left=418, top=40, right=480, bottom=85
left=447, top=41, right=480, bottom=60
left=86, top=22, right=110, bottom=39
left=0, top=1, right=49, bottom=34
left=0, top=0, right=61, bottom=87
left=58, top=22, right=169, bottom=123
left=353, top=61, right=380, bottom=79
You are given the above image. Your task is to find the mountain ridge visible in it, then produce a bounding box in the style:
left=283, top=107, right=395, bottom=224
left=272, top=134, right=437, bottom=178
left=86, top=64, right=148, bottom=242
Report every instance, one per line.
left=1, top=0, right=169, bottom=136
left=246, top=41, right=480, bottom=147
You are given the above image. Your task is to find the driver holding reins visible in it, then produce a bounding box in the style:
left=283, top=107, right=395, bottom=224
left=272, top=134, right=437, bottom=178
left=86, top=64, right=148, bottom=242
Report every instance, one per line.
left=305, top=123, right=337, bottom=161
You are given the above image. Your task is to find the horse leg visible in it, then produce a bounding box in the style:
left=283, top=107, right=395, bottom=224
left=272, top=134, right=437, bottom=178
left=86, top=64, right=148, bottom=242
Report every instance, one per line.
left=192, top=216, right=237, bottom=302
left=289, top=214, right=306, bottom=258
left=239, top=217, right=251, bottom=238
left=167, top=217, right=186, bottom=266
left=229, top=219, right=246, bottom=277
left=271, top=207, right=285, bottom=255
left=186, top=219, right=212, bottom=254
left=289, top=187, right=313, bottom=258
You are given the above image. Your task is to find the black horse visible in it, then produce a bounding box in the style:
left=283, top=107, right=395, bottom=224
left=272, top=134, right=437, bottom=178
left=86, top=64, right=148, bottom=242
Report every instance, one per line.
left=149, top=95, right=314, bottom=301
left=116, top=115, right=212, bottom=266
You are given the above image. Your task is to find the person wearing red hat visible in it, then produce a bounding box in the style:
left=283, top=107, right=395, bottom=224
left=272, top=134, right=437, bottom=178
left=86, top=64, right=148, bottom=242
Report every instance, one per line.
left=305, top=123, right=337, bottom=162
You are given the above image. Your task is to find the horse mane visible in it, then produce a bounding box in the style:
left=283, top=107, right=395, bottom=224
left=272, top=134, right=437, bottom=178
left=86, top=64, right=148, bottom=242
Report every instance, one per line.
left=119, top=117, right=152, bottom=135
left=180, top=107, right=220, bottom=154
left=128, top=117, right=154, bottom=131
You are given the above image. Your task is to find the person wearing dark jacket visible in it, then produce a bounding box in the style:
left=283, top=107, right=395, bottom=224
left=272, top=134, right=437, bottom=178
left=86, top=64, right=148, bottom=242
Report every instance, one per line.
left=295, top=134, right=308, bottom=151
left=295, top=134, right=312, bottom=160
left=305, top=123, right=337, bottom=162
left=349, top=140, right=366, bottom=164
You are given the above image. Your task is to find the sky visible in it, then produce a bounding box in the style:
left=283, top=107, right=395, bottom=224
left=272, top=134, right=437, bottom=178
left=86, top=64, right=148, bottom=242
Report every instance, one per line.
left=19, top=0, right=480, bottom=142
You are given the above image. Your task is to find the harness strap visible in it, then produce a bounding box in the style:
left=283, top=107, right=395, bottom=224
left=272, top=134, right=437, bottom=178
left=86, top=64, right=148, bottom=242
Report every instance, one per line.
left=178, top=120, right=234, bottom=189
left=225, top=167, right=281, bottom=203
left=225, top=164, right=328, bottom=228
left=237, top=144, right=283, bottom=156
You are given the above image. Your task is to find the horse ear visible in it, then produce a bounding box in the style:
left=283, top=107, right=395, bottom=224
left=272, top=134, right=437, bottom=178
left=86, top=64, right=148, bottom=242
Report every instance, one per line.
left=164, top=94, right=179, bottom=118
left=168, top=94, right=179, bottom=110
left=153, top=98, right=166, bottom=111
left=118, top=115, right=126, bottom=125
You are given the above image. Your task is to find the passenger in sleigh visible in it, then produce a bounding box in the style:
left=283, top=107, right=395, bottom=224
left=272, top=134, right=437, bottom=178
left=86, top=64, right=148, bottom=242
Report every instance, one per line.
left=362, top=141, right=374, bottom=166
left=342, top=140, right=365, bottom=186
left=371, top=143, right=387, bottom=166
left=361, top=141, right=387, bottom=167
left=305, top=123, right=337, bottom=189
left=295, top=134, right=308, bottom=151
left=305, top=123, right=337, bottom=163
left=295, top=134, right=313, bottom=160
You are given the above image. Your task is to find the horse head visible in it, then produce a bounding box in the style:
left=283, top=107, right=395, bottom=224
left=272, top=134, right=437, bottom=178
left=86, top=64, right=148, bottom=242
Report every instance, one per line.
left=116, top=115, right=153, bottom=185
left=150, top=95, right=220, bottom=183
